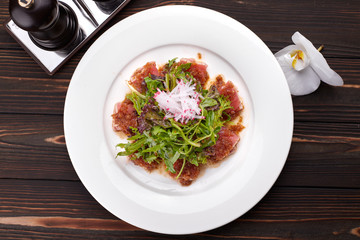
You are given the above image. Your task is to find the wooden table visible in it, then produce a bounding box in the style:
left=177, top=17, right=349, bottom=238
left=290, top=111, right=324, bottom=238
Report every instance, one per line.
left=1, top=0, right=359, bottom=239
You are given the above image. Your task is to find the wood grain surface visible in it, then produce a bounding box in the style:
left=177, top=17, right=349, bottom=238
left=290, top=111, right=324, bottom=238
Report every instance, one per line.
left=0, top=0, right=359, bottom=239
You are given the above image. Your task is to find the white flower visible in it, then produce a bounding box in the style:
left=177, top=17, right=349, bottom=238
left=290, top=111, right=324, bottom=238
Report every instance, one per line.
left=275, top=32, right=343, bottom=96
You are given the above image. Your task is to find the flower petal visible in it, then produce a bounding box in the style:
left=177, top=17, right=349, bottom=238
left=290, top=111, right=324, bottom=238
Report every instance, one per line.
left=274, top=45, right=298, bottom=58
left=277, top=54, right=321, bottom=96
left=292, top=32, right=343, bottom=86
left=275, top=45, right=310, bottom=71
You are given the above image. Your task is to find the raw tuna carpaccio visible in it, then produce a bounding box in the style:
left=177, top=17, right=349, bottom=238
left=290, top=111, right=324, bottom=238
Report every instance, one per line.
left=112, top=59, right=244, bottom=186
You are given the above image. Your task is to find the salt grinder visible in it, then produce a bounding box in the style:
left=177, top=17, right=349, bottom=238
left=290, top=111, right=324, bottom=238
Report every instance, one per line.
left=9, top=0, right=82, bottom=53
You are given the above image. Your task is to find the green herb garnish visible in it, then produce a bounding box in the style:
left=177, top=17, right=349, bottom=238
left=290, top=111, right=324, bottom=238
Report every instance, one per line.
left=116, top=58, right=232, bottom=177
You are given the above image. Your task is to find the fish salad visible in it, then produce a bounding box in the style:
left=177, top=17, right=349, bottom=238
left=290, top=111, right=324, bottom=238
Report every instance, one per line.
left=112, top=58, right=244, bottom=186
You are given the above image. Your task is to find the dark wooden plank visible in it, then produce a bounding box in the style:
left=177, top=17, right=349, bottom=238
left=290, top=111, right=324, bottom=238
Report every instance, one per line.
left=292, top=57, right=360, bottom=123
left=0, top=114, right=78, bottom=180
left=1, top=114, right=359, bottom=188
left=1, top=1, right=359, bottom=118
left=0, top=49, right=359, bottom=121
left=0, top=179, right=360, bottom=239
left=1, top=0, right=360, bottom=57
left=276, top=121, right=360, bottom=188
left=0, top=48, right=74, bottom=115
left=110, top=0, right=360, bottom=59
left=0, top=179, right=115, bottom=219
left=0, top=0, right=358, bottom=239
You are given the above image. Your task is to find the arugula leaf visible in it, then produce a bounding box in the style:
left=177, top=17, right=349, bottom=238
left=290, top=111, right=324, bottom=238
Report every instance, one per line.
left=126, top=92, right=146, bottom=115
left=144, top=76, right=164, bottom=96
left=168, top=58, right=177, bottom=68
left=200, top=98, right=218, bottom=108
left=167, top=151, right=180, bottom=173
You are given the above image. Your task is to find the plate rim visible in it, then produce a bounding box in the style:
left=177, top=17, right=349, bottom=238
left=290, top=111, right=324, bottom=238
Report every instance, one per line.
left=64, top=5, right=293, bottom=234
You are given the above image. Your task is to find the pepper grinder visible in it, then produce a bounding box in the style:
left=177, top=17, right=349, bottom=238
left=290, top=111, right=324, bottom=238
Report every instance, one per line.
left=93, top=0, right=124, bottom=14
left=9, top=0, right=82, bottom=53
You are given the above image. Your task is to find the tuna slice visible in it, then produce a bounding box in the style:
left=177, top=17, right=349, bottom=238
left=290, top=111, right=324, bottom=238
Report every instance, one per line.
left=130, top=155, right=160, bottom=172
left=179, top=58, right=209, bottom=88
left=168, top=159, right=201, bottom=186
left=205, top=126, right=240, bottom=164
left=215, top=75, right=243, bottom=119
left=128, top=61, right=160, bottom=94
left=112, top=98, right=138, bottom=136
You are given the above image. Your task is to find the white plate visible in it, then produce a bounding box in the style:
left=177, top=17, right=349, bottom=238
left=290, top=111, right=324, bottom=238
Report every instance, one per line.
left=64, top=5, right=293, bottom=234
